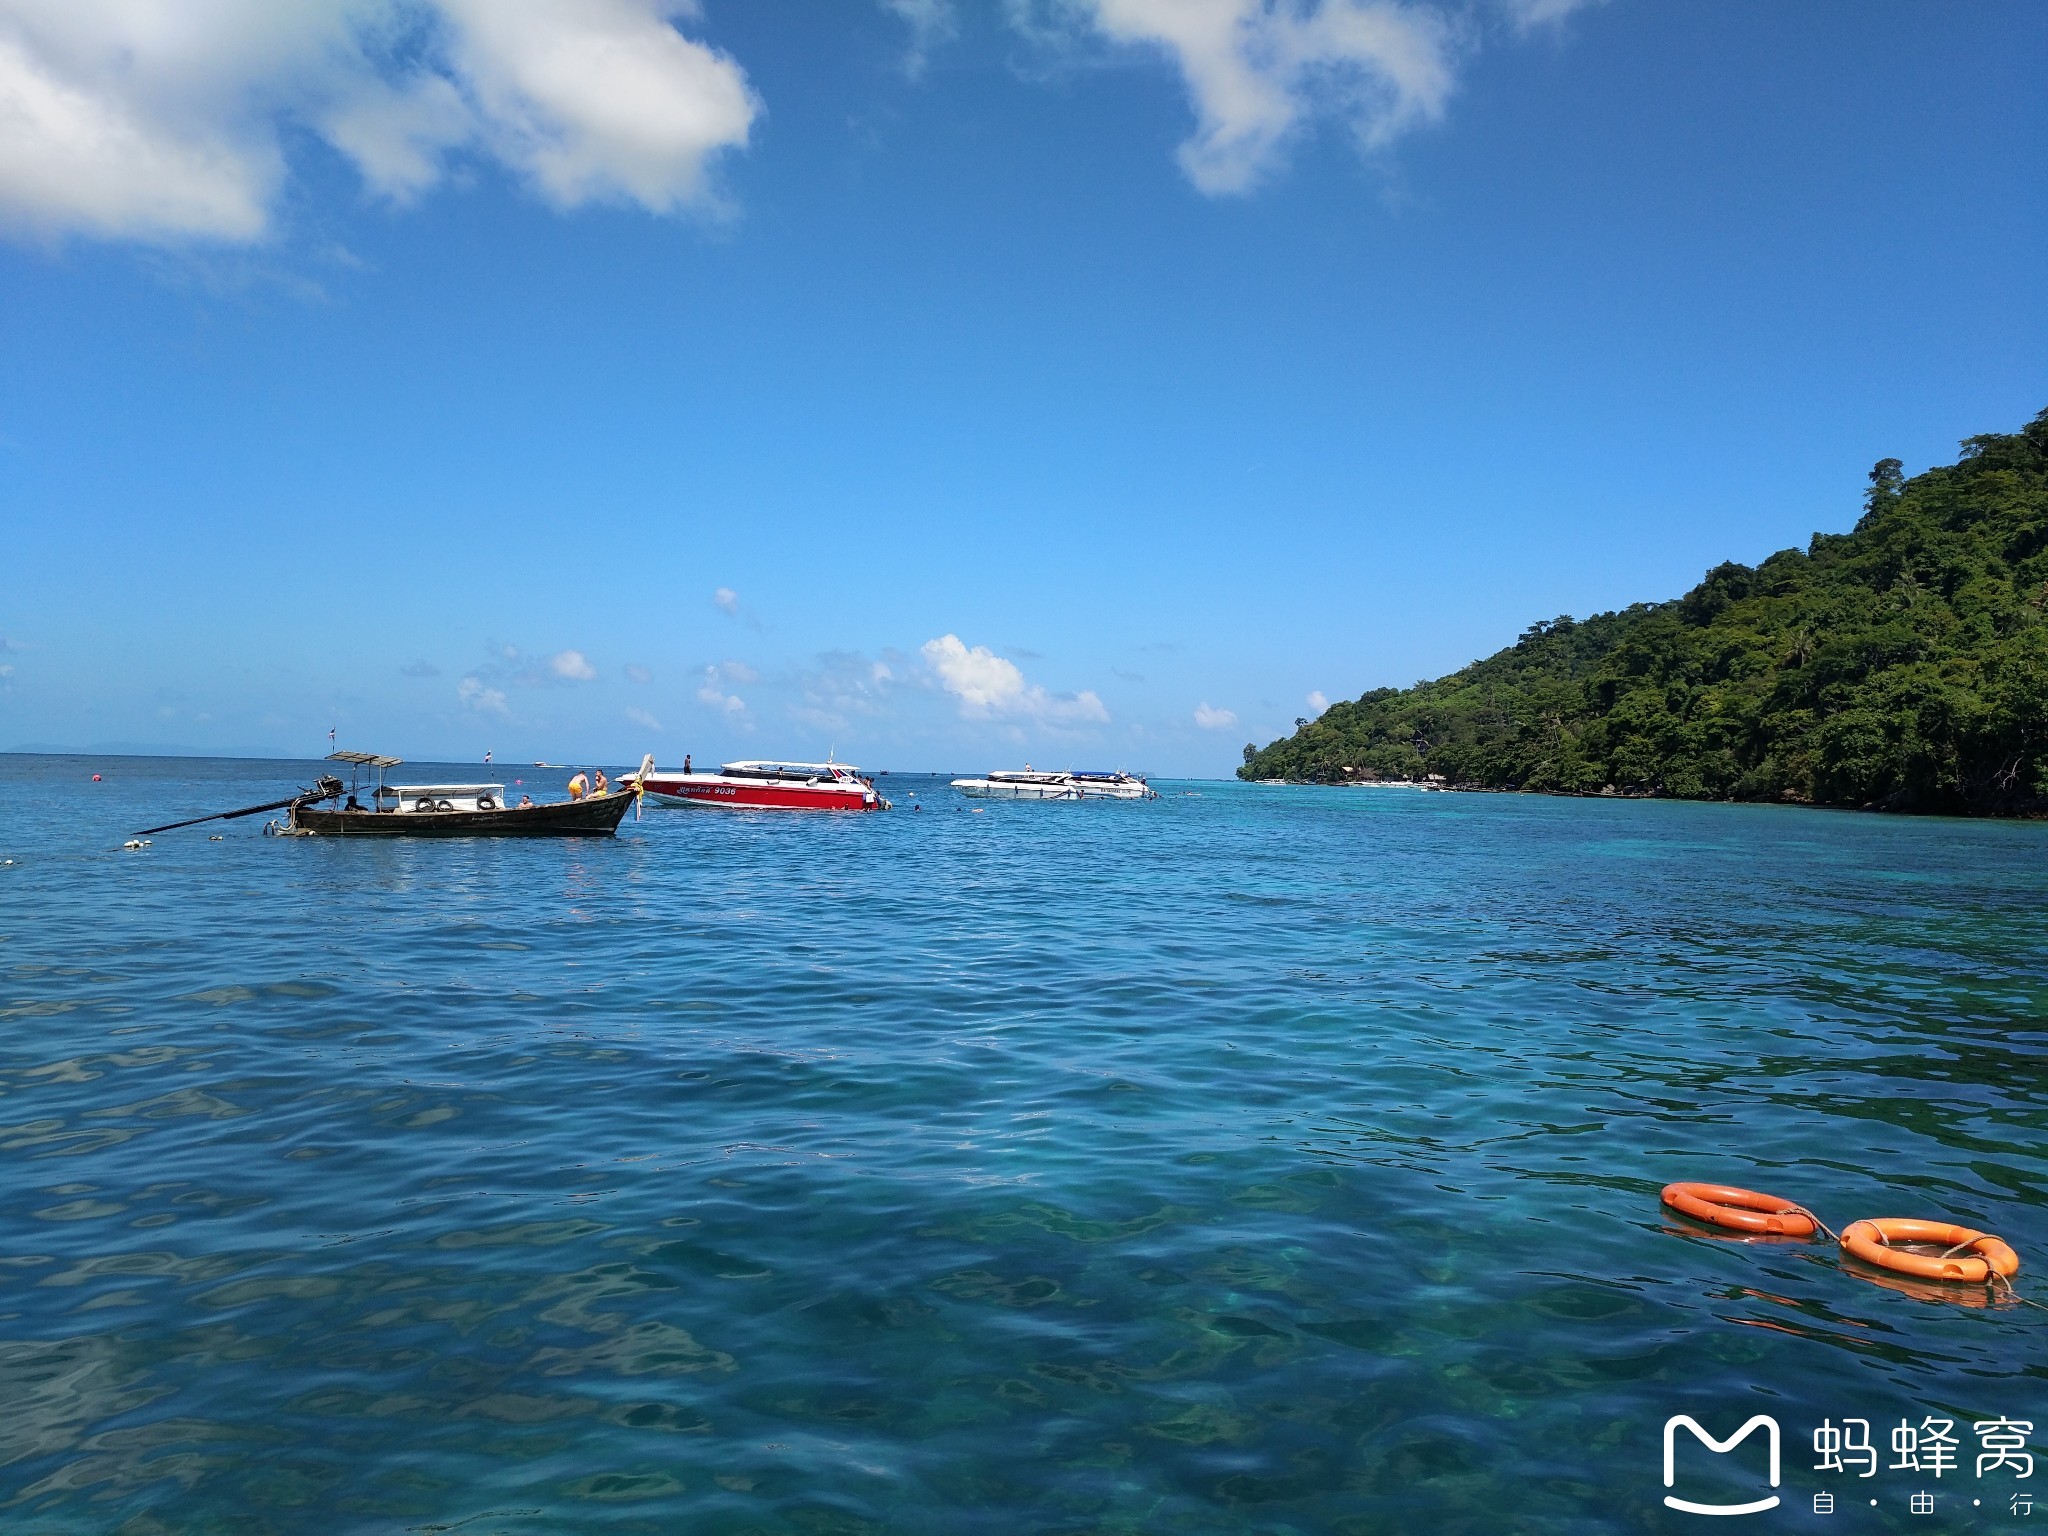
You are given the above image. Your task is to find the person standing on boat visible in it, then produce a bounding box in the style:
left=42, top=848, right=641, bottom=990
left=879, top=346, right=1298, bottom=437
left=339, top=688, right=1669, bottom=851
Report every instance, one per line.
left=683, top=753, right=692, bottom=775
left=567, top=771, right=589, bottom=801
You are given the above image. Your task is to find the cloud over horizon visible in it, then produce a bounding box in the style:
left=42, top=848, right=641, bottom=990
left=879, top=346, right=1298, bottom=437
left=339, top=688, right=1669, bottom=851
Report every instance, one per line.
left=922, top=634, right=1109, bottom=725
left=0, top=0, right=756, bottom=244
left=549, top=648, right=596, bottom=681
left=697, top=663, right=746, bottom=716
left=457, top=675, right=508, bottom=716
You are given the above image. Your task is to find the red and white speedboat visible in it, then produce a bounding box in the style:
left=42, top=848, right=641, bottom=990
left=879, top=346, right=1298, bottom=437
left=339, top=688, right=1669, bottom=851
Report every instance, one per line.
left=630, top=759, right=889, bottom=812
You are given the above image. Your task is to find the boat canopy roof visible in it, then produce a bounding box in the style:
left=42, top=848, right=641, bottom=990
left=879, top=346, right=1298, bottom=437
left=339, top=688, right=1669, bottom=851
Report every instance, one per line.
left=721, top=760, right=859, bottom=778
left=378, top=783, right=506, bottom=796
left=329, top=750, right=403, bottom=767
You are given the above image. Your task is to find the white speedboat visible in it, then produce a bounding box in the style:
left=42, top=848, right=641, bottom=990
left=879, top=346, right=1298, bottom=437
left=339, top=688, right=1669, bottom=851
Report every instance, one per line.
left=951, top=768, right=1080, bottom=800
left=1070, top=770, right=1156, bottom=800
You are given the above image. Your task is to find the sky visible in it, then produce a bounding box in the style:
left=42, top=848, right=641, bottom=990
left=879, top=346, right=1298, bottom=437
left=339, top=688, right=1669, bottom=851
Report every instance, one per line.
left=0, top=0, right=2042, bottom=775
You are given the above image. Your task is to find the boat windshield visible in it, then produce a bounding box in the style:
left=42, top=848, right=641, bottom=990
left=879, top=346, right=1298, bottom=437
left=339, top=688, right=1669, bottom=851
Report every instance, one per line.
left=721, top=762, right=859, bottom=782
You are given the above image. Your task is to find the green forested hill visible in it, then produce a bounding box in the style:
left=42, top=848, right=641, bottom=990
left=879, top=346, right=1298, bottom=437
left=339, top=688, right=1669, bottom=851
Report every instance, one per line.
left=1240, top=408, right=2048, bottom=815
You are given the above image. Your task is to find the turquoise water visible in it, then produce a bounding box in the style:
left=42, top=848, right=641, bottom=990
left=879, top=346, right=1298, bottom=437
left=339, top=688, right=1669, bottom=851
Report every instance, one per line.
left=3, top=753, right=2046, bottom=1533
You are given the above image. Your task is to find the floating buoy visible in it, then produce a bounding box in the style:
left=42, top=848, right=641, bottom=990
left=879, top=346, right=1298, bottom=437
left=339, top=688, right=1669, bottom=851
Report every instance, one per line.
left=92, top=773, right=102, bottom=782
left=122, top=839, right=144, bottom=850
left=1840, top=1219, right=2019, bottom=1284
left=1661, top=1182, right=1819, bottom=1238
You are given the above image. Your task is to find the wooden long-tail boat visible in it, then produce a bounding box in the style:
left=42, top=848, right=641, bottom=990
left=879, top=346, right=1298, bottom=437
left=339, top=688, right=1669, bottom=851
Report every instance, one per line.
left=286, top=788, right=634, bottom=837
left=136, top=751, right=639, bottom=840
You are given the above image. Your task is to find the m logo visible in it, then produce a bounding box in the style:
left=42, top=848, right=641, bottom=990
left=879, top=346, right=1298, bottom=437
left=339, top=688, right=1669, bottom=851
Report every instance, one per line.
left=1663, top=1415, right=1782, bottom=1516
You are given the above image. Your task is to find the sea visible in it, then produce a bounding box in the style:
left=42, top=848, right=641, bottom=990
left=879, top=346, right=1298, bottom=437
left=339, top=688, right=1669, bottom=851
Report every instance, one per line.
left=2, top=752, right=2045, bottom=1534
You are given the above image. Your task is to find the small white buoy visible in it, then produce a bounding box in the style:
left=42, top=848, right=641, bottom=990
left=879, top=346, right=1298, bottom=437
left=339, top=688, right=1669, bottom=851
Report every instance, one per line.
left=208, top=834, right=224, bottom=841
left=122, top=839, right=143, bottom=850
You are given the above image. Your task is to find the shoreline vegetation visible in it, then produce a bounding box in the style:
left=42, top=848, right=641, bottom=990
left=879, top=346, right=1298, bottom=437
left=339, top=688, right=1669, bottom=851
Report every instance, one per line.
left=1240, top=407, right=2048, bottom=818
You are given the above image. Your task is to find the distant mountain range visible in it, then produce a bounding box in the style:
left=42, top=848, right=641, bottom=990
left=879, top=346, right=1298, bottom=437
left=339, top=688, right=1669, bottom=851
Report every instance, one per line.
left=1242, top=407, right=2048, bottom=817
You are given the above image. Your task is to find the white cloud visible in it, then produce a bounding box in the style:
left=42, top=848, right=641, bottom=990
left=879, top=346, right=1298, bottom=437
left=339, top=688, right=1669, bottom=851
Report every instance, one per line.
left=457, top=675, right=509, bottom=716
left=1046, top=0, right=1459, bottom=193
left=1498, top=0, right=1602, bottom=31
left=709, top=584, right=764, bottom=628
left=1193, top=701, right=1238, bottom=730
left=790, top=649, right=898, bottom=732
left=0, top=0, right=757, bottom=245
left=881, top=0, right=956, bottom=75
left=921, top=633, right=1110, bottom=724
left=716, top=658, right=759, bottom=685
left=923, top=633, right=1025, bottom=710
left=475, top=643, right=589, bottom=687
left=1306, top=689, right=1328, bottom=715
left=432, top=0, right=755, bottom=212
left=625, top=705, right=661, bottom=731
left=697, top=665, right=745, bottom=715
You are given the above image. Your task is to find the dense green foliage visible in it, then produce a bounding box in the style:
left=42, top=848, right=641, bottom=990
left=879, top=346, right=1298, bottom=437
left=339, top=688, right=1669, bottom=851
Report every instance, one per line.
left=1241, top=408, right=2048, bottom=814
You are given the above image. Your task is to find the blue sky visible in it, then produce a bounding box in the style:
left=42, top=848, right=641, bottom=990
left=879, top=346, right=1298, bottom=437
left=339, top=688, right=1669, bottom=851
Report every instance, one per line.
left=1, top=1, right=2041, bottom=774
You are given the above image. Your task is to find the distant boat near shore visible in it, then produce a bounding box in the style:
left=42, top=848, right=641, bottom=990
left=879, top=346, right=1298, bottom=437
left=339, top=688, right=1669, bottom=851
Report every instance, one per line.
left=951, top=768, right=1157, bottom=801
left=1071, top=770, right=1157, bottom=800
left=952, top=769, right=1079, bottom=800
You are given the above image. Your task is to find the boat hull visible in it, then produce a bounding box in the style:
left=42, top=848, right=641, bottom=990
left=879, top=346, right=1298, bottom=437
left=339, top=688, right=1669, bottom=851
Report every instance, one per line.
left=952, top=779, right=1079, bottom=800
left=290, top=791, right=635, bottom=837
left=638, top=775, right=882, bottom=811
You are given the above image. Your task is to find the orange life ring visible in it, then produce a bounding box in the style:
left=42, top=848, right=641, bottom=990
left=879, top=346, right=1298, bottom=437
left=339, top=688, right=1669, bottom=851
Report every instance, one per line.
left=1661, top=1182, right=1818, bottom=1237
left=1839, top=1219, right=2019, bottom=1284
